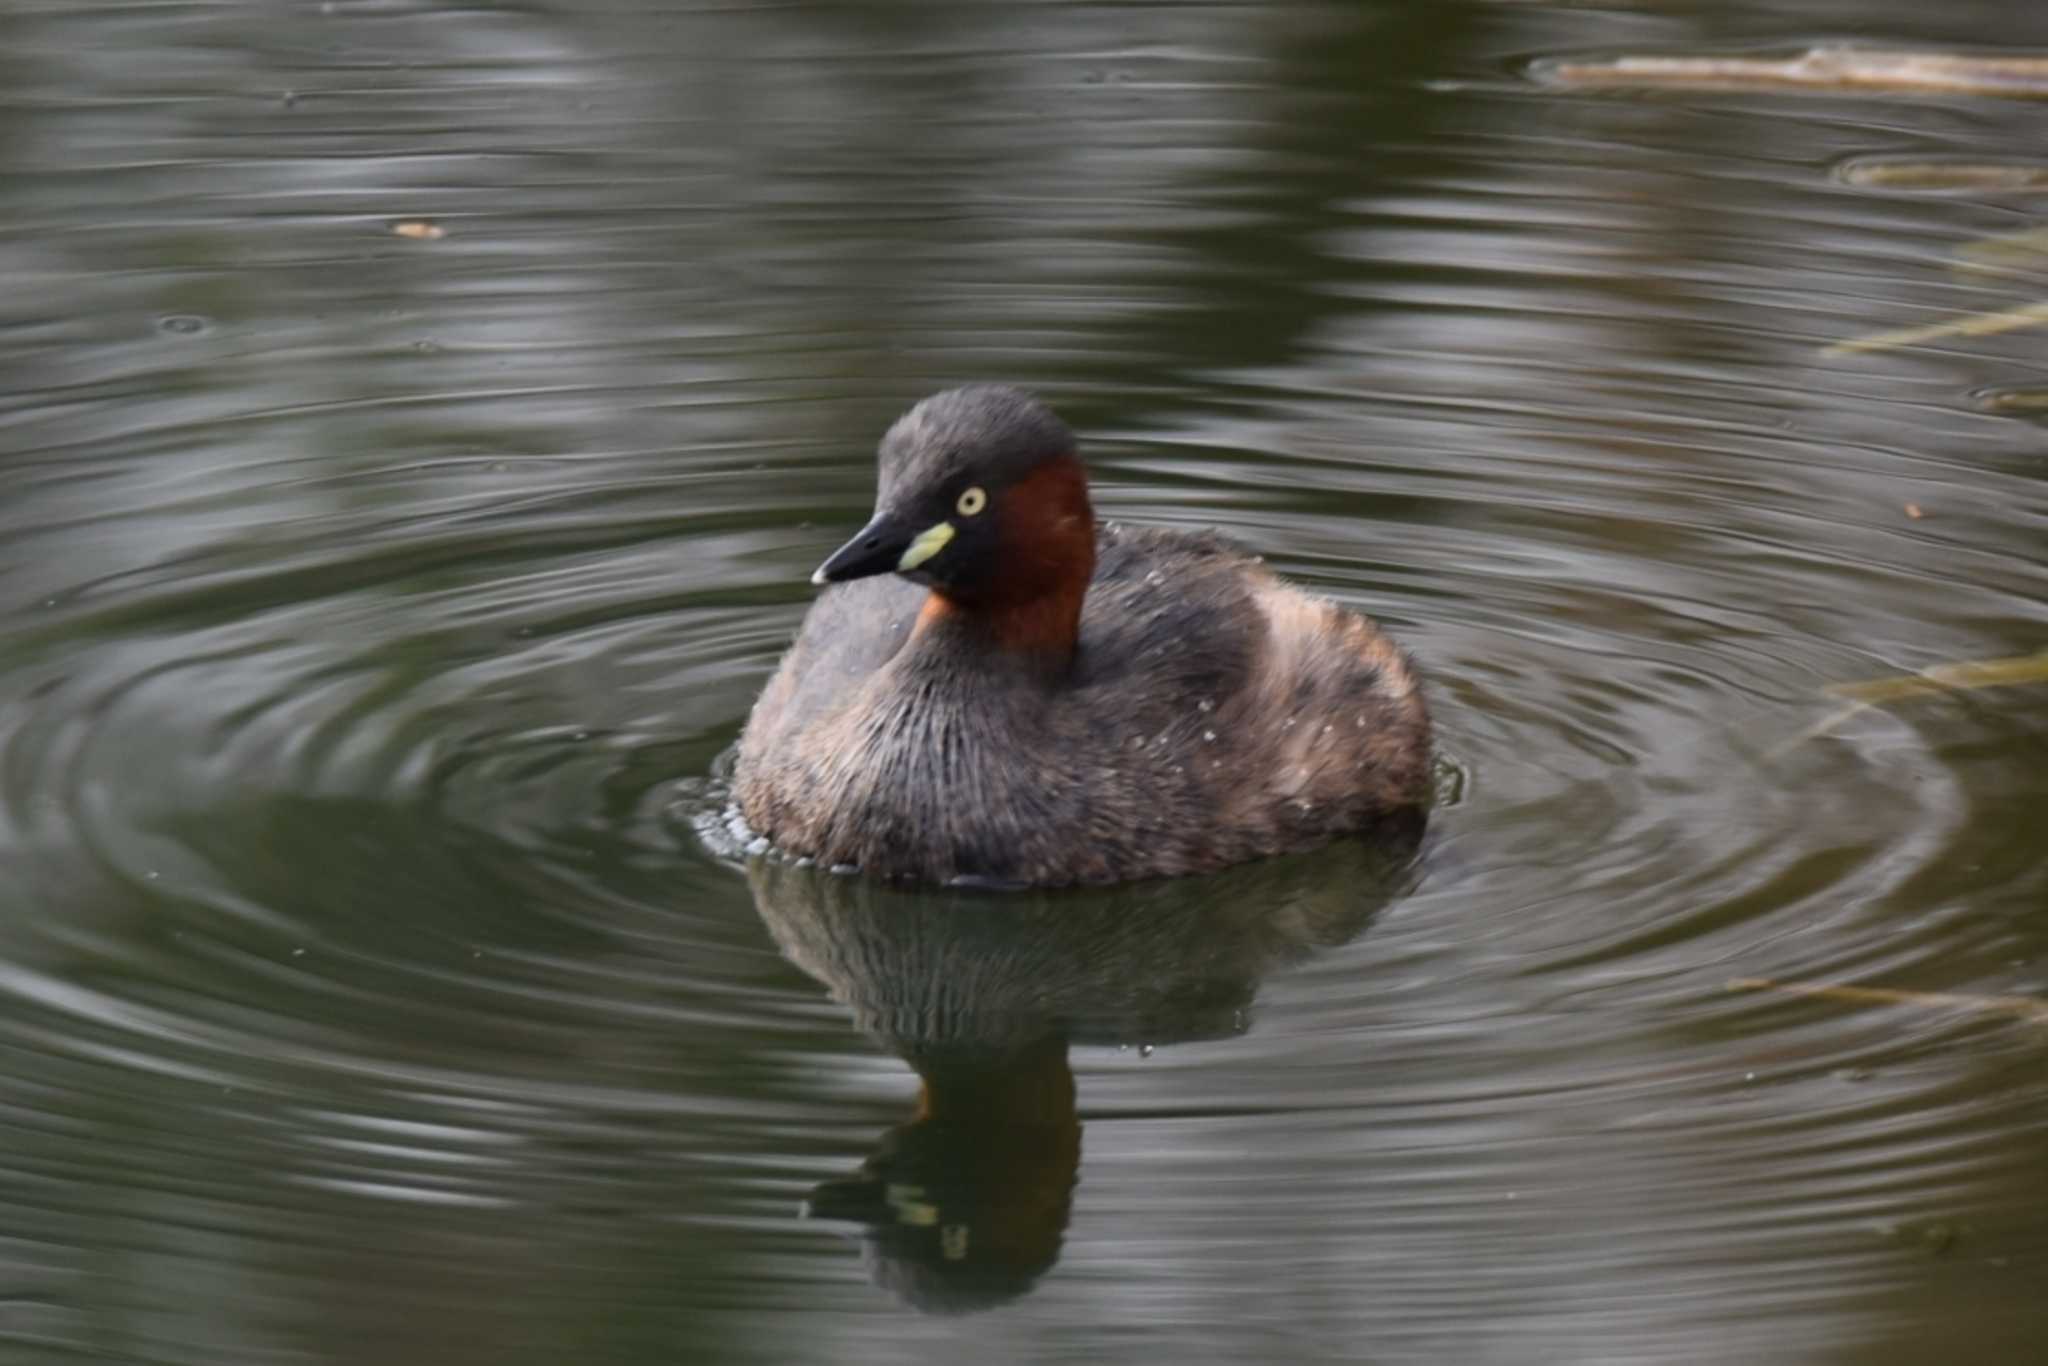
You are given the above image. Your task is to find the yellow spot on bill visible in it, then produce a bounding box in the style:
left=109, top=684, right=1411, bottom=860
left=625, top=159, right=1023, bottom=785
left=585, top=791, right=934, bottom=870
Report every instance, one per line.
left=897, top=521, right=955, bottom=571
left=884, top=1183, right=939, bottom=1227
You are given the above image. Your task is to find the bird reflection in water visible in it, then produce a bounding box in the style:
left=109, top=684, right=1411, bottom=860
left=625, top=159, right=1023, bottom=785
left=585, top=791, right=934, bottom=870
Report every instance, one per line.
left=746, top=817, right=1423, bottom=1314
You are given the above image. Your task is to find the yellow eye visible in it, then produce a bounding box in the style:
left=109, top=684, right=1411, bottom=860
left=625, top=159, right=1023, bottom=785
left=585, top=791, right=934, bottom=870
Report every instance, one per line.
left=956, top=486, right=988, bottom=517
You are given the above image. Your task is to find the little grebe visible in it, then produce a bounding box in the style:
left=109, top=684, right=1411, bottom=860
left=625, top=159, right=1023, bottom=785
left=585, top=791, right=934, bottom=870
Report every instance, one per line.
left=733, top=385, right=1430, bottom=886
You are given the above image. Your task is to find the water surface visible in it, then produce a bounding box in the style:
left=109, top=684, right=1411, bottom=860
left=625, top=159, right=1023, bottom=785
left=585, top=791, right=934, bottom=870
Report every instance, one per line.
left=2, top=1, right=2046, bottom=1362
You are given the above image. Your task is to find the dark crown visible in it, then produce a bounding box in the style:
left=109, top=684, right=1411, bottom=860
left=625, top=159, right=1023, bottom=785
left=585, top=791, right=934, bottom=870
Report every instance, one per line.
left=876, top=386, right=1078, bottom=503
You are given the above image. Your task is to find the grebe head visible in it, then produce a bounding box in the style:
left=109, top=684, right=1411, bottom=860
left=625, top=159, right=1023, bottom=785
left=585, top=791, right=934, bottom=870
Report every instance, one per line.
left=811, top=386, right=1092, bottom=618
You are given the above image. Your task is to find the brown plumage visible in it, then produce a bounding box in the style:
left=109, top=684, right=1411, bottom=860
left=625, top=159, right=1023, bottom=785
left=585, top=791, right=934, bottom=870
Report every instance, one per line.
left=733, top=385, right=1431, bottom=887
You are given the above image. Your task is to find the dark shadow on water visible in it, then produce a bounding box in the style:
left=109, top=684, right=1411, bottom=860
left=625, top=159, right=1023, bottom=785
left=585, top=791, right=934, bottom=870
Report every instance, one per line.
left=746, top=819, right=1424, bottom=1314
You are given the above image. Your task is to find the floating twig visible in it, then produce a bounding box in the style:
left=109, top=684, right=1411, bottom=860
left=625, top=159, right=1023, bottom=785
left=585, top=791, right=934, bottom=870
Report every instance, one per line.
left=1824, top=299, right=2048, bottom=355
left=1824, top=649, right=2048, bottom=703
left=1766, top=649, right=2048, bottom=756
left=1545, top=48, right=2048, bottom=100
left=1954, top=225, right=2048, bottom=277
left=1841, top=160, right=2048, bottom=193
left=1978, top=387, right=2048, bottom=412
left=1729, top=976, right=2048, bottom=1025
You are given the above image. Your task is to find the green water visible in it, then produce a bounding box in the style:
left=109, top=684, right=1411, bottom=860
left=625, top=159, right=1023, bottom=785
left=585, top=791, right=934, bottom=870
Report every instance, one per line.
left=1, top=2, right=2044, bottom=1362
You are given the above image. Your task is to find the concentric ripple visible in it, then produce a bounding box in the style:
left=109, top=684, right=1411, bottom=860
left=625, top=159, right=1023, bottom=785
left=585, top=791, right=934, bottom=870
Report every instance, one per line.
left=1, top=1, right=2046, bottom=1363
